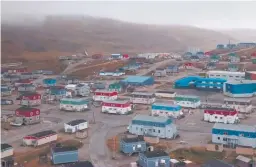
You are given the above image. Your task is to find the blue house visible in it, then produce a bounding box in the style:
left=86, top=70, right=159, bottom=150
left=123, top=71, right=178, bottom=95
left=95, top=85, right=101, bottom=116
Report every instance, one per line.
left=49, top=86, right=66, bottom=100
left=166, top=65, right=179, bottom=73
left=138, top=151, right=170, bottom=167
left=196, top=51, right=205, bottom=59
left=111, top=53, right=122, bottom=59
left=43, top=78, right=57, bottom=87
left=51, top=146, right=78, bottom=165
left=194, top=77, right=227, bottom=91
left=120, top=136, right=147, bottom=155
left=121, top=76, right=154, bottom=86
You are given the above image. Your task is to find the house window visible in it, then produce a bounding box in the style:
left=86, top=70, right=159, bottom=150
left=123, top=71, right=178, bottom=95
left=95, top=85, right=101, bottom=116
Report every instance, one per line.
left=153, top=129, right=155, bottom=132
left=217, top=137, right=220, bottom=140
left=158, top=130, right=161, bottom=133
left=223, top=138, right=227, bottom=141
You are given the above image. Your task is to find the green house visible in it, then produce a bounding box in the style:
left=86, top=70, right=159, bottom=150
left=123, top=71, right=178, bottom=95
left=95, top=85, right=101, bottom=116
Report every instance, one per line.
left=252, top=59, right=256, bottom=64
left=108, top=82, right=122, bottom=92
left=228, top=63, right=239, bottom=72
left=228, top=53, right=240, bottom=63
left=210, top=54, right=220, bottom=62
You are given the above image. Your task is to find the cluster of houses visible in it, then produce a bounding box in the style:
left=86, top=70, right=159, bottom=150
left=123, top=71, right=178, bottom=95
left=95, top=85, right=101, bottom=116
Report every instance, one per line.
left=216, top=42, right=256, bottom=49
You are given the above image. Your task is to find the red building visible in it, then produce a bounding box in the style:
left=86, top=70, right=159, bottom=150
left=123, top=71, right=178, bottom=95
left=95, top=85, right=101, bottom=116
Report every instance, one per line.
left=102, top=100, right=132, bottom=114
left=7, top=67, right=27, bottom=74
left=14, top=107, right=41, bottom=125
left=203, top=107, right=238, bottom=124
left=93, top=90, right=118, bottom=101
left=14, top=79, right=33, bottom=87
left=183, top=62, right=194, bottom=69
left=20, top=92, right=41, bottom=106
left=122, top=54, right=129, bottom=59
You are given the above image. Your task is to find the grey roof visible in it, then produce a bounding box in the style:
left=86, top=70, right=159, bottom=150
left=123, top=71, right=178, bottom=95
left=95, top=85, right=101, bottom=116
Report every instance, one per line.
left=131, top=92, right=154, bottom=96
left=28, top=130, right=57, bottom=138
left=66, top=119, right=87, bottom=126
left=213, top=123, right=256, bottom=133
left=122, top=136, right=145, bottom=143
left=226, top=80, right=256, bottom=85
left=133, top=114, right=170, bottom=123
left=202, top=159, right=234, bottom=167
left=53, top=146, right=78, bottom=153
left=143, top=150, right=168, bottom=158
left=1, top=143, right=12, bottom=151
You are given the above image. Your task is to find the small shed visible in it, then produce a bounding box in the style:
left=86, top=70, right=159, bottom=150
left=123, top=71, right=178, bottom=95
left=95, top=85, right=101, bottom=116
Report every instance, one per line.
left=108, top=82, right=123, bottom=92
left=120, top=136, right=147, bottom=155
left=51, top=146, right=78, bottom=165
left=64, top=119, right=88, bottom=133
left=235, top=155, right=253, bottom=167
left=154, top=68, right=167, bottom=77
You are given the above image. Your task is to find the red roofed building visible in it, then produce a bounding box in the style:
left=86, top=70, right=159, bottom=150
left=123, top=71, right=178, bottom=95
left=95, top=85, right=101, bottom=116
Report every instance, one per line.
left=93, top=90, right=118, bottom=101
left=203, top=107, right=239, bottom=124
left=14, top=107, right=41, bottom=125
left=22, top=130, right=57, bottom=147
left=20, top=92, right=41, bottom=106
left=183, top=62, right=194, bottom=69
left=102, top=100, right=132, bottom=114
left=122, top=54, right=129, bottom=59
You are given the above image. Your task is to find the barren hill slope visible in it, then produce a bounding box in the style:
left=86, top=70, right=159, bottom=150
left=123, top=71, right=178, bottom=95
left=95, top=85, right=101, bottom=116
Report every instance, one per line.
left=1, top=15, right=237, bottom=70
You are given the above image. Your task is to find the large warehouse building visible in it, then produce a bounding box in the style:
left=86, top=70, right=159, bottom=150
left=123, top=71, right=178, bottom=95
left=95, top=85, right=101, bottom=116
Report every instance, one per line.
left=212, top=123, right=256, bottom=148
left=120, top=76, right=154, bottom=86
left=223, top=80, right=256, bottom=97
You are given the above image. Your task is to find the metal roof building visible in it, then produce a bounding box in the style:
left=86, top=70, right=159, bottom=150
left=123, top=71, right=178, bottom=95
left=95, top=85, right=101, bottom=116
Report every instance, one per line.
left=223, top=80, right=256, bottom=97
left=212, top=123, right=256, bottom=148
left=120, top=75, right=154, bottom=86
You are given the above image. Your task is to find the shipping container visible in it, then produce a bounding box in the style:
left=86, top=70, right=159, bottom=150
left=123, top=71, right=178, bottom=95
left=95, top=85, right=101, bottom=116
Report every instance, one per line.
left=51, top=147, right=78, bottom=165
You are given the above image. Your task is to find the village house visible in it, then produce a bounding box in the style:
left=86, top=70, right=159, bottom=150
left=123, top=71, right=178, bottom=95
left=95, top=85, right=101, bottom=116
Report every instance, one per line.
left=154, top=68, right=167, bottom=77
left=64, top=76, right=80, bottom=84
left=206, top=62, right=216, bottom=70
left=64, top=119, right=88, bottom=133
left=49, top=86, right=66, bottom=100
left=20, top=72, right=38, bottom=80
left=228, top=63, right=239, bottom=72
left=174, top=95, right=201, bottom=109
left=1, top=85, right=12, bottom=97
left=1, top=143, right=14, bottom=167
left=130, top=92, right=155, bottom=104
left=43, top=78, right=57, bottom=87
left=108, top=82, right=123, bottom=92
left=7, top=66, right=27, bottom=74
left=11, top=107, right=41, bottom=126
left=102, top=100, right=132, bottom=114
left=2, top=74, right=20, bottom=83
left=22, top=130, right=57, bottom=147
left=99, top=70, right=125, bottom=77
left=14, top=79, right=33, bottom=87
left=93, top=90, right=118, bottom=101
left=92, top=82, right=106, bottom=90
left=111, top=53, right=123, bottom=59
left=138, top=151, right=170, bottom=167
left=212, top=123, right=256, bottom=148
left=120, top=136, right=147, bottom=155
left=229, top=53, right=240, bottom=63
left=20, top=92, right=41, bottom=106
left=18, top=84, right=36, bottom=92
left=60, top=98, right=89, bottom=112
left=166, top=65, right=179, bottom=74
left=190, top=55, right=200, bottom=62
left=203, top=107, right=239, bottom=124
left=75, top=83, right=91, bottom=97
left=128, top=114, right=178, bottom=139
left=151, top=103, right=183, bottom=118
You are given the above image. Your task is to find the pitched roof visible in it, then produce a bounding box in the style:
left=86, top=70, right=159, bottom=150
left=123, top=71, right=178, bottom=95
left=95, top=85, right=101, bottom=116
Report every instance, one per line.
left=1, top=143, right=12, bottom=151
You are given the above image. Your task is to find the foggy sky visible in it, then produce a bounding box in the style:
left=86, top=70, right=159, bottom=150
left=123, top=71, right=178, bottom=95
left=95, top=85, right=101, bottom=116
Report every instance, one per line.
left=2, top=1, right=256, bottom=29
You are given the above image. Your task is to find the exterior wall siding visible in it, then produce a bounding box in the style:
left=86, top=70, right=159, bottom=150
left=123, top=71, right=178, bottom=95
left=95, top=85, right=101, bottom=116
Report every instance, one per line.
left=204, top=113, right=238, bottom=124
left=138, top=153, right=170, bottom=167
left=174, top=100, right=201, bottom=109
left=60, top=104, right=88, bottom=112
left=102, top=105, right=131, bottom=114
left=64, top=122, right=88, bottom=133
left=223, top=82, right=256, bottom=98
left=128, top=123, right=177, bottom=139
left=20, top=99, right=41, bottom=106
